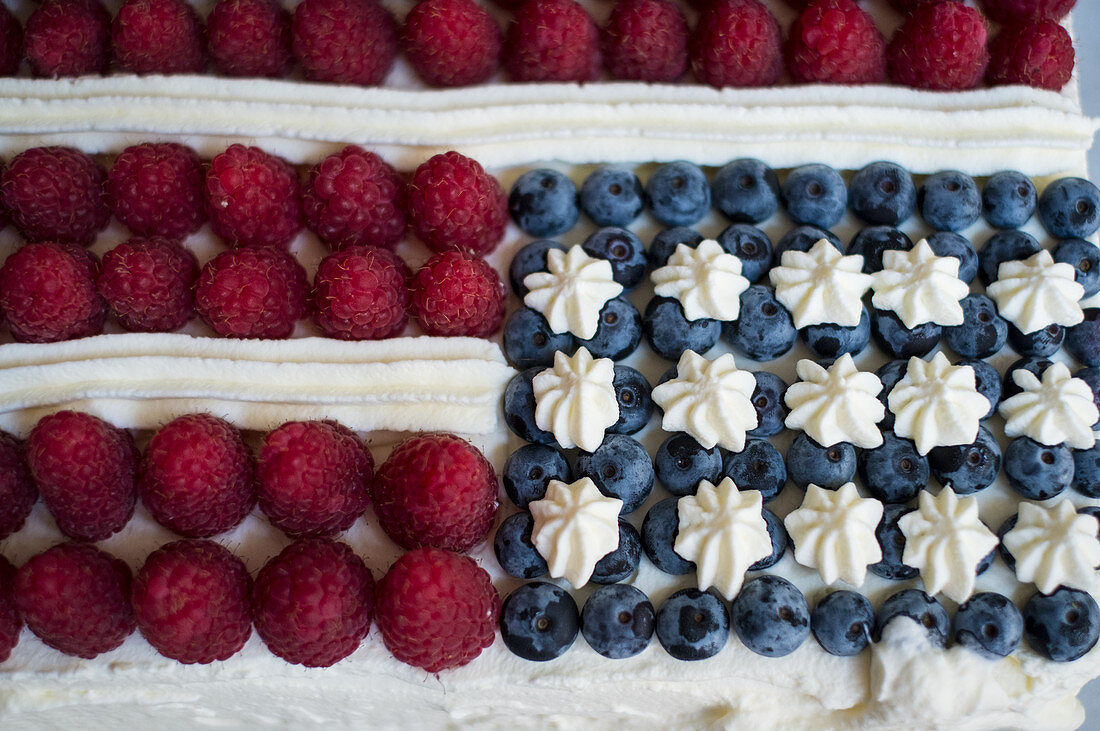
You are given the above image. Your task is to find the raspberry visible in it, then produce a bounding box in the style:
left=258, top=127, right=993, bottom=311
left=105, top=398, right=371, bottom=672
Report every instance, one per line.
left=691, top=0, right=783, bottom=88
left=376, top=547, right=498, bottom=673
left=0, top=146, right=109, bottom=246
left=26, top=411, right=137, bottom=542
left=0, top=556, right=20, bottom=663
left=504, top=0, right=601, bottom=82
left=302, top=145, right=407, bottom=250
left=0, top=242, right=106, bottom=343
left=787, top=0, right=886, bottom=84
left=401, top=0, right=502, bottom=87
left=411, top=250, right=505, bottom=338
left=139, top=414, right=256, bottom=538
left=311, top=246, right=411, bottom=340
left=207, top=0, right=293, bottom=78
left=15, top=543, right=135, bottom=659
left=0, top=3, right=22, bottom=76
left=97, top=236, right=199, bottom=332
left=195, top=247, right=308, bottom=339
left=602, top=0, right=689, bottom=82
left=0, top=431, right=37, bottom=540
left=205, top=144, right=303, bottom=250
left=24, top=0, right=111, bottom=77
left=406, top=151, right=507, bottom=256
left=887, top=0, right=957, bottom=12
left=112, top=0, right=205, bottom=74
left=132, top=540, right=253, bottom=664
left=371, top=433, right=498, bottom=553
left=253, top=538, right=374, bottom=667
left=292, top=0, right=398, bottom=85
left=107, top=142, right=206, bottom=239
left=979, top=0, right=1075, bottom=24
left=887, top=2, right=989, bottom=90
left=987, top=19, right=1073, bottom=91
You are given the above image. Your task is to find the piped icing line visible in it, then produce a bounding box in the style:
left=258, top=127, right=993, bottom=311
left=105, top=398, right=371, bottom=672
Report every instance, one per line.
left=769, top=239, right=873, bottom=329
left=870, top=240, right=968, bottom=328
left=783, top=354, right=885, bottom=449
left=784, top=482, right=884, bottom=587
left=529, top=477, right=623, bottom=589
left=987, top=250, right=1085, bottom=334
left=1003, top=501, right=1100, bottom=595
left=999, top=362, right=1099, bottom=449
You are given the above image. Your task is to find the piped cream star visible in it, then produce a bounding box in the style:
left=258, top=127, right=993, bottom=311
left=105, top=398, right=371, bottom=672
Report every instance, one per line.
left=783, top=354, right=885, bottom=449
left=999, top=362, right=1099, bottom=449
left=651, top=240, right=750, bottom=321
left=1003, top=501, right=1100, bottom=595
left=871, top=239, right=968, bottom=328
left=530, top=477, right=623, bottom=588
left=887, top=353, right=990, bottom=455
left=784, top=483, right=883, bottom=587
left=769, top=239, right=873, bottom=329
left=523, top=246, right=624, bottom=339
left=987, top=250, right=1084, bottom=334
left=532, top=347, right=618, bottom=452
left=651, top=351, right=758, bottom=451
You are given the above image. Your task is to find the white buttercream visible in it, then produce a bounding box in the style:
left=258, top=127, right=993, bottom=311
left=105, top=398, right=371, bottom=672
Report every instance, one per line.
left=529, top=478, right=623, bottom=589
left=1004, top=501, right=1100, bottom=595
left=784, top=483, right=884, bottom=587
left=999, top=362, right=1099, bottom=449
left=783, top=355, right=885, bottom=449
left=650, top=240, right=750, bottom=322
left=523, top=247, right=623, bottom=340
left=769, top=239, right=873, bottom=329
left=650, top=351, right=758, bottom=452
left=532, top=347, right=618, bottom=453
left=987, top=250, right=1085, bottom=334
left=871, top=240, right=968, bottom=328
left=888, top=353, right=990, bottom=456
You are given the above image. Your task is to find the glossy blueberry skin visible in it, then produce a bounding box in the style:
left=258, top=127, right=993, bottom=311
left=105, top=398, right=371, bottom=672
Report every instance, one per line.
left=580, top=297, right=642, bottom=361
left=1004, top=437, right=1073, bottom=501
left=731, top=575, right=810, bottom=658
left=646, top=161, right=711, bottom=227
left=1053, top=238, right=1100, bottom=297
left=508, top=168, right=579, bottom=237
left=1065, top=310, right=1100, bottom=367
left=849, top=161, right=916, bottom=226
left=654, top=432, right=722, bottom=497
left=982, top=171, right=1037, bottom=229
left=957, top=358, right=1001, bottom=419
left=509, top=239, right=567, bottom=297
left=591, top=522, right=642, bottom=584
left=716, top=224, right=772, bottom=283
left=847, top=226, right=913, bottom=273
left=494, top=511, right=549, bottom=579
left=918, top=170, right=981, bottom=232
left=944, top=294, right=1008, bottom=359
left=857, top=432, right=928, bottom=504
left=870, top=309, right=940, bottom=359
left=656, top=588, right=730, bottom=661
left=1075, top=366, right=1100, bottom=424
left=724, top=285, right=798, bottom=361
left=712, top=158, right=780, bottom=224
left=581, top=584, right=655, bottom=659
left=926, top=231, right=979, bottom=284
left=869, top=503, right=919, bottom=581
left=1073, top=443, right=1100, bottom=498
left=875, top=359, right=908, bottom=431
left=812, top=590, right=874, bottom=657
left=1038, top=177, right=1100, bottom=239
left=648, top=227, right=703, bottom=269
left=500, top=582, right=580, bottom=661
left=641, top=497, right=694, bottom=575
left=723, top=439, right=786, bottom=503
left=929, top=426, right=1002, bottom=495
left=503, top=443, right=571, bottom=508
left=643, top=297, right=721, bottom=362
left=503, top=368, right=555, bottom=444
left=874, top=589, right=950, bottom=647
left=781, top=164, right=847, bottom=229
left=1008, top=323, right=1064, bottom=358
left=582, top=227, right=647, bottom=290
left=580, top=167, right=645, bottom=227
left=1024, top=587, right=1100, bottom=662
left=785, top=434, right=856, bottom=490
left=502, top=307, right=578, bottom=369
left=1002, top=357, right=1053, bottom=401
left=575, top=434, right=654, bottom=514
left=978, top=229, right=1042, bottom=286
left=608, top=365, right=653, bottom=436
left=749, top=508, right=788, bottom=571
left=748, top=371, right=789, bottom=437
left=954, top=592, right=1023, bottom=659
left=772, top=225, right=843, bottom=266
left=802, top=306, right=871, bottom=359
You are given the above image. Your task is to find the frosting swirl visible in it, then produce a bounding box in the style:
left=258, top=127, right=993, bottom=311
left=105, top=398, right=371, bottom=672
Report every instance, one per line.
left=651, top=351, right=758, bottom=452
left=523, top=247, right=623, bottom=340
left=783, top=354, right=885, bottom=449
left=888, top=353, right=990, bottom=455
left=650, top=240, right=750, bottom=321
left=530, top=477, right=623, bottom=588
left=784, top=482, right=883, bottom=587
left=871, top=239, right=968, bottom=328
left=532, top=347, right=618, bottom=452
left=999, top=362, right=1099, bottom=449
left=1003, top=501, right=1100, bottom=595
left=769, top=239, right=873, bottom=328
left=986, top=250, right=1084, bottom=334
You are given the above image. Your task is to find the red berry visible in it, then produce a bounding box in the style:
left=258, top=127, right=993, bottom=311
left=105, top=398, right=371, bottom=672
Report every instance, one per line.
left=376, top=547, right=498, bottom=673
left=887, top=1, right=989, bottom=90
left=302, top=145, right=407, bottom=251
left=15, top=543, right=135, bottom=659
left=139, top=414, right=256, bottom=538
left=0, top=3, right=22, bottom=76
left=0, top=431, right=38, bottom=541
left=787, top=0, right=886, bottom=84
left=0, top=556, right=20, bottom=663
left=253, top=538, right=374, bottom=667
left=207, top=0, right=293, bottom=78
left=505, top=0, right=601, bottom=82
left=402, top=0, right=502, bottom=87
left=602, top=0, right=689, bottom=83
left=690, top=0, right=783, bottom=88
left=195, top=247, right=308, bottom=339
left=887, top=0, right=957, bottom=12
left=292, top=0, right=397, bottom=85
left=371, top=433, right=498, bottom=553
left=132, top=540, right=253, bottom=664
left=406, top=151, right=507, bottom=256
left=97, top=236, right=199, bottom=333
left=411, top=250, right=505, bottom=338
left=979, top=0, right=1075, bottom=24
left=24, top=0, right=111, bottom=78
left=0, top=242, right=106, bottom=343
left=1, top=146, right=109, bottom=246
left=205, top=144, right=303, bottom=250
left=987, top=19, right=1073, bottom=91
left=108, top=142, right=206, bottom=239
left=311, top=245, right=411, bottom=340
left=112, top=0, right=205, bottom=74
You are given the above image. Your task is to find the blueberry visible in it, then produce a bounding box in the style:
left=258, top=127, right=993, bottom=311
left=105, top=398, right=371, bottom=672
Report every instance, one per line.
left=1073, top=443, right=1100, bottom=498
left=869, top=503, right=919, bottom=581
left=928, top=426, right=1001, bottom=495
left=646, top=161, right=710, bottom=226
left=846, top=226, right=913, bottom=273
left=954, top=592, right=1023, bottom=659
left=982, top=170, right=1037, bottom=229
left=712, top=158, right=780, bottom=223
left=723, top=285, right=798, bottom=361
left=503, top=307, right=578, bottom=369
left=1039, top=177, right=1100, bottom=239
left=926, top=231, right=978, bottom=284
left=1053, top=238, right=1100, bottom=297
left=857, top=432, right=928, bottom=503
left=849, top=161, right=916, bottom=226
left=580, top=296, right=642, bottom=361
left=918, top=170, right=981, bottom=232
left=500, top=581, right=580, bottom=661
left=508, top=168, right=579, bottom=237
left=875, top=359, right=908, bottom=432
left=580, top=167, right=645, bottom=227
left=802, top=306, right=871, bottom=359
left=591, top=521, right=642, bottom=584
left=648, top=227, right=703, bottom=269
left=1002, top=357, right=1052, bottom=400
left=1007, top=323, right=1064, bottom=358
left=747, top=371, right=789, bottom=437
left=957, top=358, right=1001, bottom=419
left=944, top=294, right=1007, bottom=359
left=503, top=368, right=555, bottom=444
left=997, top=513, right=1020, bottom=571
left=874, top=589, right=950, bottom=647
left=582, top=227, right=647, bottom=290
left=1004, top=437, right=1072, bottom=501
left=772, top=225, right=843, bottom=266
left=722, top=438, right=786, bottom=503
left=1066, top=310, right=1100, bottom=367
left=608, top=365, right=653, bottom=436
left=1023, top=587, right=1100, bottom=662
left=731, top=575, right=810, bottom=658
left=811, top=590, right=874, bottom=656
left=503, top=443, right=571, bottom=508
left=781, top=164, right=847, bottom=229
left=641, top=497, right=694, bottom=575
left=581, top=584, right=655, bottom=659
left=1075, top=366, right=1100, bottom=424
left=978, top=229, right=1041, bottom=286
left=654, top=432, right=722, bottom=497
left=749, top=508, right=788, bottom=571
left=494, top=512, right=549, bottom=579
left=655, top=588, right=730, bottom=661
left=643, top=297, right=721, bottom=361
left=509, top=239, right=567, bottom=297
left=716, top=224, right=772, bottom=283
left=574, top=434, right=654, bottom=513
left=870, top=309, right=940, bottom=359
left=785, top=433, right=856, bottom=490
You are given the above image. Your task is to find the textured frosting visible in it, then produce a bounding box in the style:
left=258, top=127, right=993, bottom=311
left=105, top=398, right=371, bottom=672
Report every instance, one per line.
left=770, top=239, right=873, bottom=328
left=987, top=250, right=1085, bottom=334
left=784, top=483, right=884, bottom=587
left=523, top=247, right=623, bottom=340
left=870, top=240, right=968, bottom=328
left=650, top=351, right=757, bottom=451
left=1003, top=501, right=1100, bottom=595
left=999, top=361, right=1099, bottom=449
left=783, top=355, right=885, bottom=449
left=888, top=353, right=990, bottom=456
left=650, top=240, right=749, bottom=321
left=529, top=478, right=623, bottom=589
left=532, top=347, right=618, bottom=452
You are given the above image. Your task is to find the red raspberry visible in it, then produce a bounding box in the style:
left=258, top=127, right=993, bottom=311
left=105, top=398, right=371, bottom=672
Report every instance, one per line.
left=253, top=538, right=374, bottom=667
left=302, top=145, right=407, bottom=250
left=0, top=3, right=22, bottom=77
left=411, top=250, right=505, bottom=338
left=406, top=151, right=507, bottom=256
left=132, top=540, right=252, bottom=664
left=207, top=0, right=293, bottom=78
left=402, top=0, right=502, bottom=87
left=205, top=144, right=303, bottom=250
left=371, top=433, right=498, bottom=553
left=139, top=414, right=256, bottom=538
left=311, top=246, right=411, bottom=340
left=887, top=2, right=989, bottom=90
left=787, top=0, right=886, bottom=84
left=97, top=236, right=198, bottom=333
left=24, top=0, right=111, bottom=77
left=112, top=0, right=205, bottom=74
left=887, top=0, right=957, bottom=12
left=376, top=547, right=498, bottom=673
left=0, top=242, right=106, bottom=343
left=979, top=0, right=1074, bottom=24
left=0, top=556, right=20, bottom=663
left=108, top=143, right=206, bottom=239
left=292, top=0, right=397, bottom=85
left=602, top=0, right=689, bottom=82
left=987, top=19, right=1073, bottom=91
left=15, top=543, right=135, bottom=658
left=1, top=146, right=109, bottom=246
left=691, top=0, right=783, bottom=88
left=0, top=431, right=37, bottom=540
left=195, top=247, right=308, bottom=339
left=505, top=0, right=601, bottom=82
left=26, top=411, right=137, bottom=542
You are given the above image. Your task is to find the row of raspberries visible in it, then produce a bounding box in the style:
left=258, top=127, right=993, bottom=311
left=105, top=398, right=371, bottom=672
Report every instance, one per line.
left=0, top=0, right=1076, bottom=91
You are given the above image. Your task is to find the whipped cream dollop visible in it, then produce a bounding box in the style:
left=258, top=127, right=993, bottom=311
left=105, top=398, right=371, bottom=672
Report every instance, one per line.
left=999, top=362, right=1099, bottom=449
left=784, top=482, right=884, bottom=587
left=887, top=353, right=990, bottom=455
left=650, top=240, right=750, bottom=321
left=674, top=478, right=771, bottom=600
left=650, top=351, right=758, bottom=452
left=1003, top=500, right=1100, bottom=595
left=987, top=250, right=1085, bottom=334
left=523, top=247, right=623, bottom=340
left=532, top=347, right=618, bottom=453
left=870, top=240, right=968, bottom=328
left=769, top=239, right=873, bottom=329
left=529, top=477, right=623, bottom=588
left=783, top=354, right=885, bottom=449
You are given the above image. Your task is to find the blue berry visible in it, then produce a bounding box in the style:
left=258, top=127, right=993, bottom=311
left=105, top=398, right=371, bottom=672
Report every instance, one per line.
left=870, top=309, right=940, bottom=359
left=1024, top=587, right=1100, bottom=662
left=849, top=161, right=916, bottom=226
left=874, top=589, right=950, bottom=647
left=1054, top=238, right=1100, bottom=297
left=724, top=285, right=798, bottom=361
left=581, top=296, right=642, bottom=361
left=926, top=231, right=978, bottom=284
left=581, top=584, right=655, bottom=659
left=502, top=307, right=577, bottom=369
left=712, top=158, right=780, bottom=224
left=656, top=588, right=730, bottom=661
left=1073, top=443, right=1100, bottom=498
left=500, top=582, right=580, bottom=661
left=846, top=226, right=912, bottom=273
left=928, top=425, right=1001, bottom=495
left=574, top=434, right=654, bottom=513
left=811, top=590, right=874, bottom=656
left=503, top=368, right=555, bottom=444
left=1004, top=437, right=1072, bottom=501
left=781, top=164, right=847, bottom=229
left=1002, top=357, right=1052, bottom=401
left=648, top=227, right=703, bottom=269
left=1065, top=310, right=1100, bottom=367
left=508, top=168, right=578, bottom=237
left=875, top=359, right=908, bottom=432
left=954, top=592, right=1023, bottom=659
left=731, top=575, right=809, bottom=658
left=510, top=239, right=566, bottom=297
left=654, top=432, right=721, bottom=497
left=869, top=503, right=918, bottom=581
left=494, top=511, right=549, bottom=579
left=785, top=434, right=856, bottom=490
left=503, top=443, right=570, bottom=508
left=646, top=161, right=710, bottom=226
left=641, top=497, right=694, bottom=575
left=582, top=227, right=647, bottom=290
left=982, top=170, right=1036, bottom=229
left=580, top=167, right=644, bottom=227
left=716, top=224, right=772, bottom=283
left=802, top=306, right=871, bottom=359
left=591, top=521, right=642, bottom=584
left=957, top=358, right=1001, bottom=419
left=749, top=508, right=788, bottom=571
left=918, top=170, right=981, bottom=232
left=1007, top=323, right=1064, bottom=358
left=608, top=365, right=653, bottom=436
left=1038, top=177, right=1100, bottom=239
left=643, top=297, right=720, bottom=361
left=944, top=294, right=1007, bottom=359
left=772, top=225, right=843, bottom=265
left=722, top=438, right=786, bottom=503
left=978, top=229, right=1041, bottom=286
left=857, top=432, right=927, bottom=503
left=748, top=371, right=789, bottom=437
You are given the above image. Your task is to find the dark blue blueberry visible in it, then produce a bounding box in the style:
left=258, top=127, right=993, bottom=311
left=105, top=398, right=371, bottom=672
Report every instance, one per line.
left=1066, top=310, right=1100, bottom=367
left=731, top=575, right=809, bottom=658
left=748, top=508, right=788, bottom=571
left=944, top=294, right=1008, bottom=359
left=997, top=513, right=1019, bottom=572
left=926, top=231, right=978, bottom=284
left=773, top=225, right=843, bottom=266
left=502, top=307, right=578, bottom=369
left=1075, top=366, right=1100, bottom=425
left=591, top=521, right=642, bottom=584
left=781, top=164, right=847, bottom=229
left=811, top=590, right=874, bottom=657
left=1004, top=437, right=1072, bottom=501
left=655, top=588, right=730, bottom=661
left=579, top=167, right=645, bottom=227
left=978, top=229, right=1041, bottom=286
left=748, top=371, right=789, bottom=437
left=722, top=438, right=786, bottom=503
left=846, top=227, right=913, bottom=273
left=508, top=168, right=579, bottom=237
left=918, top=170, right=981, bottom=232
left=874, top=589, right=950, bottom=647
left=648, top=227, right=703, bottom=269
left=646, top=161, right=710, bottom=227
left=643, top=297, right=721, bottom=361
left=608, top=365, right=653, bottom=436
left=870, top=309, right=940, bottom=359
left=581, top=584, right=655, bottom=659
left=1053, top=238, right=1100, bottom=297
left=494, top=511, right=548, bottom=579
left=654, top=432, right=721, bottom=497
left=869, top=503, right=919, bottom=581
left=1008, top=323, right=1064, bottom=358
left=1038, top=177, right=1100, bottom=239
left=500, top=582, right=580, bottom=661
left=503, top=368, right=555, bottom=444
left=802, top=306, right=871, bottom=359
left=716, top=224, right=772, bottom=283
left=502, top=443, right=570, bottom=508
left=723, top=285, right=798, bottom=361
left=574, top=434, right=654, bottom=513
left=849, top=161, right=916, bottom=226
left=509, top=239, right=567, bottom=297
left=580, top=296, right=642, bottom=361
left=857, top=432, right=927, bottom=503
left=954, top=592, right=1023, bottom=659
left=785, top=433, right=856, bottom=490
left=957, top=358, right=1001, bottom=419
left=875, top=359, right=908, bottom=432
left=1023, top=587, right=1100, bottom=662
left=1002, top=357, right=1052, bottom=401
left=712, top=158, right=780, bottom=224
left=982, top=170, right=1037, bottom=229
left=641, top=497, right=694, bottom=575
left=929, top=426, right=1001, bottom=495
left=1073, top=443, right=1100, bottom=498
left=582, top=227, right=647, bottom=290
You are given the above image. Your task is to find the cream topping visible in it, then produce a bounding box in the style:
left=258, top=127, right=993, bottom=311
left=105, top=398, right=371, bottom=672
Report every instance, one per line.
left=532, top=347, right=618, bottom=453
left=523, top=247, right=623, bottom=340
left=1003, top=501, right=1100, bottom=595
left=650, top=351, right=758, bottom=452
left=529, top=478, right=623, bottom=589
left=999, top=362, right=1099, bottom=449
left=783, top=354, right=885, bottom=449
left=650, top=240, right=750, bottom=322
left=784, top=483, right=884, bottom=587
left=987, top=250, right=1085, bottom=334
left=887, top=353, right=990, bottom=456
left=870, top=240, right=968, bottom=328
left=769, top=239, right=873, bottom=329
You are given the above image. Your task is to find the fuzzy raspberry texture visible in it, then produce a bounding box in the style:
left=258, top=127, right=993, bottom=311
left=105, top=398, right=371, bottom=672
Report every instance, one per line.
left=888, top=2, right=988, bottom=90
left=411, top=250, right=505, bottom=338
left=112, top=0, right=205, bottom=74
left=0, top=556, right=20, bottom=663
left=311, top=246, right=411, bottom=340
left=207, top=0, right=293, bottom=78
left=505, top=0, right=601, bottom=82
left=402, top=0, right=501, bottom=87
left=139, top=414, right=256, bottom=538
left=376, top=547, right=498, bottom=673
left=602, top=0, right=688, bottom=82
left=371, top=433, right=498, bottom=552
left=1, top=146, right=109, bottom=246
left=26, top=411, right=137, bottom=542
left=987, top=19, right=1073, bottom=91
left=205, top=144, right=303, bottom=250
left=97, top=237, right=198, bottom=332
left=195, top=247, right=308, bottom=339
left=0, top=242, right=107, bottom=343
left=406, top=151, right=507, bottom=256
left=887, top=0, right=958, bottom=12
left=133, top=540, right=253, bottom=664
left=979, top=0, right=1074, bottom=24
left=15, top=543, right=135, bottom=658
left=691, top=0, right=783, bottom=88
left=108, top=143, right=206, bottom=239
left=24, top=0, right=111, bottom=77
left=0, top=3, right=22, bottom=76
left=253, top=538, right=374, bottom=667
left=0, top=431, right=38, bottom=541
left=787, top=0, right=886, bottom=84
left=303, top=146, right=407, bottom=251
left=293, top=0, right=397, bottom=85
